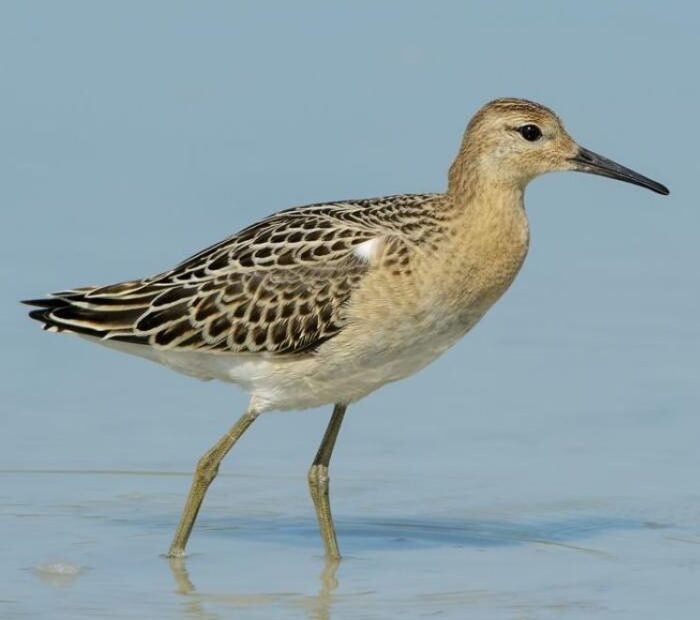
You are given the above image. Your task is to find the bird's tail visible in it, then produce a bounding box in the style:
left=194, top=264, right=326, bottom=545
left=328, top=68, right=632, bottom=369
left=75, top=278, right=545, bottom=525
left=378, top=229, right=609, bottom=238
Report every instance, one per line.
left=23, top=280, right=160, bottom=343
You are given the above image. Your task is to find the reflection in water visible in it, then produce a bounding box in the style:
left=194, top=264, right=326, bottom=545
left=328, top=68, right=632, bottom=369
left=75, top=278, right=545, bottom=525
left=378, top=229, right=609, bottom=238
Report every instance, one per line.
left=310, top=560, right=340, bottom=620
left=169, top=557, right=195, bottom=596
left=164, top=514, right=641, bottom=619
left=169, top=555, right=340, bottom=620
left=169, top=558, right=218, bottom=620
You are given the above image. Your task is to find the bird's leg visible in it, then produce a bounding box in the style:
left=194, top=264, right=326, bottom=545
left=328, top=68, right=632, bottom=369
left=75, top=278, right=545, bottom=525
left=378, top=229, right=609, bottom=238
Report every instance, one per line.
left=308, top=403, right=347, bottom=559
left=167, top=407, right=259, bottom=557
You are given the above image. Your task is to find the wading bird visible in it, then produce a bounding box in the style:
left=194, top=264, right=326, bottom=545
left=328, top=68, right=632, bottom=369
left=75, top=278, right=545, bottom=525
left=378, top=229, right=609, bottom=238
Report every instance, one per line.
left=24, top=98, right=669, bottom=559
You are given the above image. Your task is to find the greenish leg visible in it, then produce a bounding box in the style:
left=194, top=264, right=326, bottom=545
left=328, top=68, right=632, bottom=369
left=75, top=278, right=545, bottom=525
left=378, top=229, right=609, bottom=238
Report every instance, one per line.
left=167, top=407, right=258, bottom=557
left=307, top=403, right=347, bottom=559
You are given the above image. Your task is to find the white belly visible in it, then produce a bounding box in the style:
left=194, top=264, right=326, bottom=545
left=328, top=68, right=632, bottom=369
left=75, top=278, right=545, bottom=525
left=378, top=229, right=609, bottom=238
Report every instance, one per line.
left=86, top=304, right=482, bottom=413
left=244, top=305, right=486, bottom=411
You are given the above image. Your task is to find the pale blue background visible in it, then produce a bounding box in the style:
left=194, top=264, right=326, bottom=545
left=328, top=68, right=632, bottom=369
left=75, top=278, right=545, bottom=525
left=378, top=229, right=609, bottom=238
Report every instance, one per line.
left=1, top=2, right=698, bottom=619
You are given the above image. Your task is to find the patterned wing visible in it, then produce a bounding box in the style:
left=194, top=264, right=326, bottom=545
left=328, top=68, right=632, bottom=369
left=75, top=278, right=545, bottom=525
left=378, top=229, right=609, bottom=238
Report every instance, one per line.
left=25, top=203, right=387, bottom=355
left=25, top=194, right=443, bottom=354
left=122, top=262, right=369, bottom=354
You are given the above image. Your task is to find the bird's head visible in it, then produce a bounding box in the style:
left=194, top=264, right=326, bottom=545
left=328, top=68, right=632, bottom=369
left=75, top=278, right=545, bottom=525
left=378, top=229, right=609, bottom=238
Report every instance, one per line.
left=449, top=98, right=669, bottom=196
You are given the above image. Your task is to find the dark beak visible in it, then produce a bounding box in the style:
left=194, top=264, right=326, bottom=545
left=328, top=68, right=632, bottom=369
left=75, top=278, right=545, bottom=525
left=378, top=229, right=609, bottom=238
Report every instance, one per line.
left=571, top=147, right=669, bottom=196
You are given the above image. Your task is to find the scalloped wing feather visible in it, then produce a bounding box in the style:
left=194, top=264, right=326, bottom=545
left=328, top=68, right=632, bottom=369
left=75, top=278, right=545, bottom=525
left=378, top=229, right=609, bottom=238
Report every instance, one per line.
left=26, top=194, right=442, bottom=355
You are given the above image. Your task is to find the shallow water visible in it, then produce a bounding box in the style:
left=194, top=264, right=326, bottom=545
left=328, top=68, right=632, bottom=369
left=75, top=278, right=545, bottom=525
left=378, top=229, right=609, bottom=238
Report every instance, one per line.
left=3, top=415, right=700, bottom=620
left=0, top=469, right=691, bottom=620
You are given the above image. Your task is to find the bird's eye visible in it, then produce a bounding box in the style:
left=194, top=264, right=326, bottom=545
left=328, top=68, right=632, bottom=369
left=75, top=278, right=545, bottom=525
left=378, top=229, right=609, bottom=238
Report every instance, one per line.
left=518, top=124, right=542, bottom=142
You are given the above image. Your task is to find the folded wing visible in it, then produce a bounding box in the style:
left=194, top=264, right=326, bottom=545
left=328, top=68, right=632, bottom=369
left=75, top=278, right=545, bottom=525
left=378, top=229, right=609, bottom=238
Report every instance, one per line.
left=24, top=196, right=436, bottom=355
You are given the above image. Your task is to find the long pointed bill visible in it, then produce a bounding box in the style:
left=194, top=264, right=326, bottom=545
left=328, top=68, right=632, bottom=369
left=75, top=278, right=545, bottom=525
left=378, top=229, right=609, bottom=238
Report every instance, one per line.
left=571, top=147, right=669, bottom=195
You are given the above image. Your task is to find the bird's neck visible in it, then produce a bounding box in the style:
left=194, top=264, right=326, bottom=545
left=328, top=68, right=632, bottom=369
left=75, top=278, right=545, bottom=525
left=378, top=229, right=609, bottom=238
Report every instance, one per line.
left=446, top=160, right=528, bottom=236
left=449, top=181, right=529, bottom=267
left=434, top=164, right=530, bottom=317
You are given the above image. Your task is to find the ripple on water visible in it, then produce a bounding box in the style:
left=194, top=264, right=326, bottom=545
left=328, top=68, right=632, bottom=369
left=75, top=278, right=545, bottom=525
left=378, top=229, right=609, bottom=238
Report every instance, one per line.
left=34, top=562, right=83, bottom=587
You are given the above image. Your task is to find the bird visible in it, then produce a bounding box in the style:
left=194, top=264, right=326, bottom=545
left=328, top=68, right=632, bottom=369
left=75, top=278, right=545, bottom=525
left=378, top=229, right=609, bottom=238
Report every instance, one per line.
left=23, top=98, right=669, bottom=559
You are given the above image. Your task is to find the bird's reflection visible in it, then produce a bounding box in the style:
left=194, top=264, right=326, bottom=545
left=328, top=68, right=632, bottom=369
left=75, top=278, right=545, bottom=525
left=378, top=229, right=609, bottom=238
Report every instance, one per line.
left=169, top=557, right=196, bottom=596
left=169, top=555, right=340, bottom=620
left=166, top=513, right=637, bottom=619
left=310, top=559, right=340, bottom=620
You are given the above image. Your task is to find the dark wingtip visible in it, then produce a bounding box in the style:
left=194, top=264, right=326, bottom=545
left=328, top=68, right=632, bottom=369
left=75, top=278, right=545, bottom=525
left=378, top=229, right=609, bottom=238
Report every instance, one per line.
left=27, top=307, right=60, bottom=329
left=28, top=308, right=45, bottom=319
left=22, top=297, right=64, bottom=309
left=24, top=297, right=71, bottom=332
